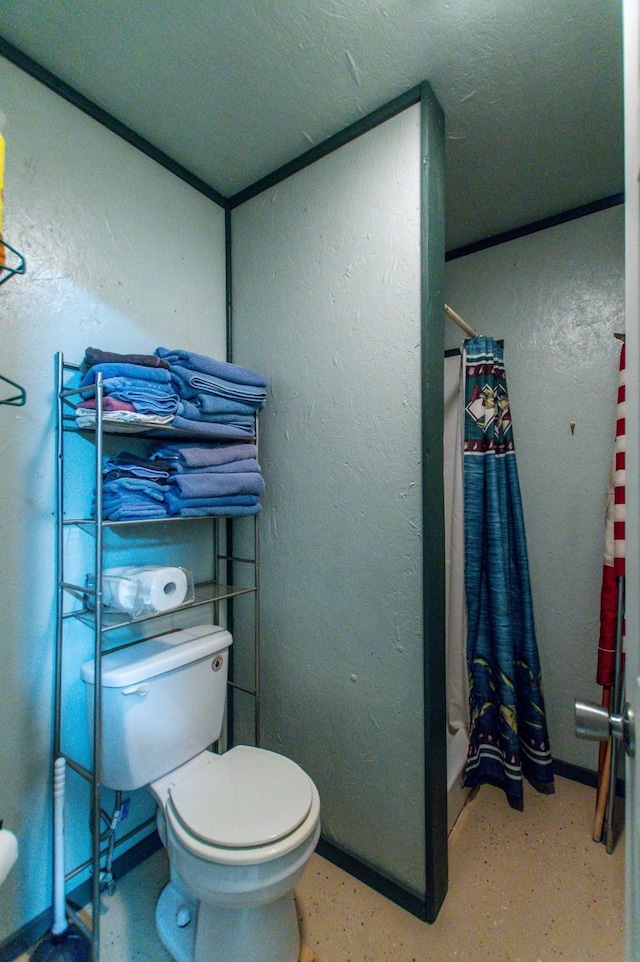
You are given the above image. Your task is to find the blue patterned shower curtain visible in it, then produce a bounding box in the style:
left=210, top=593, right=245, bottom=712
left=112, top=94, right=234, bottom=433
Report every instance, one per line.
left=463, top=337, right=554, bottom=810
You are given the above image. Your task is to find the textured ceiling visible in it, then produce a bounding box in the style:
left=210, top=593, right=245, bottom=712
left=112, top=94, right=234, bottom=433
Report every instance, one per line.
left=0, top=0, right=624, bottom=251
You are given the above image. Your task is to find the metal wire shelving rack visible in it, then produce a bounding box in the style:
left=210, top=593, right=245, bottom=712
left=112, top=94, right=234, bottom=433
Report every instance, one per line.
left=52, top=351, right=260, bottom=961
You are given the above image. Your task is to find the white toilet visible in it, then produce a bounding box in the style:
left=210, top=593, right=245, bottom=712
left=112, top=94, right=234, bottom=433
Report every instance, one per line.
left=81, top=624, right=321, bottom=962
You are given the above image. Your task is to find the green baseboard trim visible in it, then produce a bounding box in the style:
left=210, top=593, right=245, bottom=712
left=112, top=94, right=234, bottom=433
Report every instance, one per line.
left=553, top=757, right=625, bottom=798
left=0, top=832, right=162, bottom=961
left=315, top=838, right=429, bottom=923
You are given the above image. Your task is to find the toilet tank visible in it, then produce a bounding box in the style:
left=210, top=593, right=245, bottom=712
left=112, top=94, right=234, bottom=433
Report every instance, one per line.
left=81, top=624, right=232, bottom=791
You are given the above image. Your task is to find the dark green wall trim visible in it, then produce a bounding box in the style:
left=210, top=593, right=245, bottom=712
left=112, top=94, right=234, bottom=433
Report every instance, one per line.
left=0, top=906, right=54, bottom=960
left=225, top=208, right=234, bottom=362
left=446, top=193, right=624, bottom=261
left=552, top=758, right=597, bottom=788
left=316, top=838, right=428, bottom=922
left=0, top=38, right=228, bottom=210
left=552, top=757, right=625, bottom=798
left=420, top=81, right=448, bottom=923
left=224, top=206, right=237, bottom=746
left=227, top=85, right=422, bottom=209
left=0, top=832, right=432, bottom=954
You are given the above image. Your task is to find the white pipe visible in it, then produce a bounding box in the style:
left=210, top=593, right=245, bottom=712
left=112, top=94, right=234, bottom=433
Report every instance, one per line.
left=52, top=756, right=67, bottom=936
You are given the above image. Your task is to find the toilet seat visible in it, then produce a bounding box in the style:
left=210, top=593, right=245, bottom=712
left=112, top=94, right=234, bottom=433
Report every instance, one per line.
left=165, top=746, right=320, bottom=865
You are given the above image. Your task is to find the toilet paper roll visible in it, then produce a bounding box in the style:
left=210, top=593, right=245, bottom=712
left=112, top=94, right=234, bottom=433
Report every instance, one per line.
left=135, top=566, right=189, bottom=613
left=103, top=565, right=189, bottom=614
left=0, top=829, right=18, bottom=887
left=102, top=573, right=141, bottom=612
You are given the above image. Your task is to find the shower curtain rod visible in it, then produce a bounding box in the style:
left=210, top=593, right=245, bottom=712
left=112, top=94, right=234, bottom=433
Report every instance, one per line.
left=446, top=309, right=626, bottom=344
left=444, top=304, right=480, bottom=338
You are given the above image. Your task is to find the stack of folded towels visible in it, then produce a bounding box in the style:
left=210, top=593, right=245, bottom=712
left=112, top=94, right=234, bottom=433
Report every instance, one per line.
left=78, top=345, right=268, bottom=521
left=150, top=441, right=264, bottom=517
left=76, top=345, right=267, bottom=441
left=98, top=443, right=263, bottom=519
left=99, top=451, right=170, bottom=521
left=153, top=345, right=267, bottom=439
left=76, top=347, right=178, bottom=431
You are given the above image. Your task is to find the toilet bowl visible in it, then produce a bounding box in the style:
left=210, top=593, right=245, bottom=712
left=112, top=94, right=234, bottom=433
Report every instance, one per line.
left=151, top=747, right=321, bottom=962
left=81, top=626, right=321, bottom=962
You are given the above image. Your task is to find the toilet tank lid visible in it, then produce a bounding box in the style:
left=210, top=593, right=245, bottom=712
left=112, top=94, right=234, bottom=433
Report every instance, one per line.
left=80, top=625, right=232, bottom=688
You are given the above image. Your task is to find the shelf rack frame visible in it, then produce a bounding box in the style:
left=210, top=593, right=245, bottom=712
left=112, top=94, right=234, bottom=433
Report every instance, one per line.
left=53, top=352, right=260, bottom=960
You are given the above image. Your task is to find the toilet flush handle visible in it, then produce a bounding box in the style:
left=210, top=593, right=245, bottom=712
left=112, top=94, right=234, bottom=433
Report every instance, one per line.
left=121, top=684, right=150, bottom=697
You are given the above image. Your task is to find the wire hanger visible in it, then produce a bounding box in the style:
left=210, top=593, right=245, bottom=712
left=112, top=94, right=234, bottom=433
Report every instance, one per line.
left=0, top=237, right=27, bottom=404
left=0, top=238, right=26, bottom=286
left=0, top=373, right=26, bottom=406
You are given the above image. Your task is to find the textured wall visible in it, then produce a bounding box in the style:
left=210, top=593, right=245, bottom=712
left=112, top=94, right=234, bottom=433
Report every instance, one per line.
left=231, top=106, right=426, bottom=896
left=0, top=0, right=624, bottom=252
left=0, top=58, right=226, bottom=940
left=444, top=205, right=625, bottom=770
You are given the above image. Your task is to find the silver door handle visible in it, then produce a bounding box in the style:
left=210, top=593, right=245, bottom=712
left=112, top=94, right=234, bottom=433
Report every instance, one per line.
left=574, top=699, right=635, bottom=756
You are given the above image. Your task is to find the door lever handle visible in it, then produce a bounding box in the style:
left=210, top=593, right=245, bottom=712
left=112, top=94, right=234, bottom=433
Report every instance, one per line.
left=574, top=699, right=635, bottom=756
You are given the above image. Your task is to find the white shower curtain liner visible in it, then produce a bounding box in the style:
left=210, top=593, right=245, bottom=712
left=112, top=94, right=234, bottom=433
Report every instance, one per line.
left=444, top=353, right=469, bottom=734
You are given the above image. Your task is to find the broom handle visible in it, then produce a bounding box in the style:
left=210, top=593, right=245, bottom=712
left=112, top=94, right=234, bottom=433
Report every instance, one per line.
left=593, top=738, right=612, bottom=842
left=596, top=687, right=612, bottom=791
left=604, top=578, right=626, bottom=851
left=593, top=577, right=625, bottom=843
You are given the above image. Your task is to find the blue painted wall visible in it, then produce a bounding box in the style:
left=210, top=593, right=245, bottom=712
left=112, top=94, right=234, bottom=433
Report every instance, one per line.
left=0, top=57, right=227, bottom=941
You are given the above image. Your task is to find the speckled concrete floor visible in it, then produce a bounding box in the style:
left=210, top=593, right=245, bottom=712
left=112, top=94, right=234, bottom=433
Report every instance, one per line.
left=18, top=776, right=624, bottom=962
left=296, top=776, right=624, bottom=962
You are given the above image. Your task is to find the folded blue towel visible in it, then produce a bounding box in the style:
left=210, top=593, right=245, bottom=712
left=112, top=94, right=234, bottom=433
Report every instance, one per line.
left=80, top=363, right=172, bottom=386
left=96, top=473, right=168, bottom=522
left=83, top=347, right=171, bottom=370
left=169, top=472, right=264, bottom=500
left=165, top=490, right=260, bottom=515
left=103, top=504, right=169, bottom=520
left=101, top=499, right=167, bottom=513
left=177, top=394, right=260, bottom=420
left=150, top=443, right=258, bottom=468
left=186, top=374, right=264, bottom=404
left=166, top=492, right=259, bottom=508
left=173, top=407, right=256, bottom=430
left=102, top=501, right=165, bottom=516
left=173, top=458, right=261, bottom=475
left=158, top=417, right=256, bottom=440
left=96, top=482, right=169, bottom=519
left=104, top=466, right=170, bottom=481
left=110, top=451, right=173, bottom=471
left=100, top=500, right=166, bottom=518
left=101, top=376, right=176, bottom=397
left=99, top=378, right=179, bottom=415
left=205, top=414, right=256, bottom=426
left=102, top=456, right=169, bottom=481
left=155, top=347, right=268, bottom=387
left=169, top=365, right=266, bottom=406
left=103, top=478, right=169, bottom=499
left=174, top=504, right=261, bottom=518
